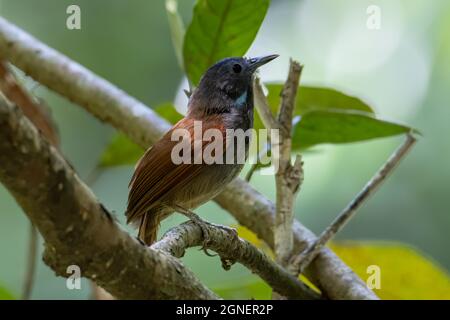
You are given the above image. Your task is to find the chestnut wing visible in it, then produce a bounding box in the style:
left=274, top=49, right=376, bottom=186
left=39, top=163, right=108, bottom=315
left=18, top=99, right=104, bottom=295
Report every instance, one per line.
left=126, top=117, right=225, bottom=223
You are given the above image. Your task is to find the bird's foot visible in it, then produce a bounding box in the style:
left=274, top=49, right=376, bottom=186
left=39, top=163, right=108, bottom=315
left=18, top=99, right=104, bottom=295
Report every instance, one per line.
left=173, top=205, right=217, bottom=256
left=194, top=220, right=218, bottom=257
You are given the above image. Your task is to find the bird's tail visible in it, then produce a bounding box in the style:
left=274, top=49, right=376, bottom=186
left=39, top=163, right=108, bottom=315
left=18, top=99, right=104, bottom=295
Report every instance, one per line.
left=138, top=213, right=161, bottom=246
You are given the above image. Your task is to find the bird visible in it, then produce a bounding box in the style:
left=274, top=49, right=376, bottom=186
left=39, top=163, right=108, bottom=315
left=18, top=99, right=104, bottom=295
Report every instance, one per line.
left=126, top=54, right=278, bottom=246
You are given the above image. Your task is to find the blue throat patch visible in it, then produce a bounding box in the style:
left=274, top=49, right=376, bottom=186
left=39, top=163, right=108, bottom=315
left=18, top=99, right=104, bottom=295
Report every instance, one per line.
left=235, top=90, right=247, bottom=106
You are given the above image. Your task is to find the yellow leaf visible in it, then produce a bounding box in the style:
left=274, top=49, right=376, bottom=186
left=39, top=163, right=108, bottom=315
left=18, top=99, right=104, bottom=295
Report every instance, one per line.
left=233, top=224, right=271, bottom=255
left=329, top=241, right=450, bottom=300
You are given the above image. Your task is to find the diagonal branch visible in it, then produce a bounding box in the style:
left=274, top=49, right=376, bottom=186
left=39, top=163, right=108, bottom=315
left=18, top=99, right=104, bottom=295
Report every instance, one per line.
left=0, top=17, right=377, bottom=299
left=253, top=77, right=278, bottom=131
left=0, top=97, right=218, bottom=300
left=289, top=133, right=417, bottom=276
left=152, top=221, right=321, bottom=300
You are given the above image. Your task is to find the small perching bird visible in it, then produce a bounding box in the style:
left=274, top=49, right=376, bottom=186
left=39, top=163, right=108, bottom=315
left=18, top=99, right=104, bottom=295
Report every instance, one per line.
left=126, top=55, right=278, bottom=246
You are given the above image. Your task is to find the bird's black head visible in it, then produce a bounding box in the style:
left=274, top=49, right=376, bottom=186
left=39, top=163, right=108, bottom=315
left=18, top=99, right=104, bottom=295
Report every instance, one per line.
left=189, top=55, right=278, bottom=116
left=199, top=55, right=278, bottom=99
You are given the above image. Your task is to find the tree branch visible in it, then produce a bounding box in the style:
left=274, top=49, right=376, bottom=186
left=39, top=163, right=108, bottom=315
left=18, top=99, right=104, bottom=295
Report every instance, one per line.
left=289, top=133, right=417, bottom=276
left=0, top=97, right=219, bottom=300
left=274, top=60, right=303, bottom=268
left=0, top=17, right=377, bottom=299
left=0, top=60, right=59, bottom=146
left=0, top=60, right=59, bottom=300
left=253, top=77, right=278, bottom=130
left=152, top=221, right=321, bottom=300
left=22, top=222, right=38, bottom=300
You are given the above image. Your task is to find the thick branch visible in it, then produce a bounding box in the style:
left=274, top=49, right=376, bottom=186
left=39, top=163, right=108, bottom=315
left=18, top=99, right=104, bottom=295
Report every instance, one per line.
left=289, top=133, right=417, bottom=275
left=0, top=59, right=60, bottom=300
left=0, top=98, right=218, bottom=300
left=0, top=17, right=377, bottom=299
left=152, top=221, right=320, bottom=300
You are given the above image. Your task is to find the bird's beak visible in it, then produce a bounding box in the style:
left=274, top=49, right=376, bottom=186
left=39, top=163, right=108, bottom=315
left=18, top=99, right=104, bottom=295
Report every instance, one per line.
left=248, top=54, right=279, bottom=72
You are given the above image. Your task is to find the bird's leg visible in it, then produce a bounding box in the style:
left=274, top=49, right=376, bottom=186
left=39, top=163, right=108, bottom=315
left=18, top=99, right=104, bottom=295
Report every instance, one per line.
left=172, top=205, right=216, bottom=256
left=172, top=205, right=238, bottom=256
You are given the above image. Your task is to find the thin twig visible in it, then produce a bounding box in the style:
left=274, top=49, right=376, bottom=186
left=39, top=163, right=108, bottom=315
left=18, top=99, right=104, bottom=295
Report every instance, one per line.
left=289, top=133, right=417, bottom=276
left=245, top=144, right=271, bottom=182
left=152, top=221, right=321, bottom=300
left=274, top=60, right=303, bottom=267
left=253, top=77, right=278, bottom=130
left=22, top=222, right=37, bottom=300
left=246, top=78, right=278, bottom=182
left=0, top=61, right=58, bottom=146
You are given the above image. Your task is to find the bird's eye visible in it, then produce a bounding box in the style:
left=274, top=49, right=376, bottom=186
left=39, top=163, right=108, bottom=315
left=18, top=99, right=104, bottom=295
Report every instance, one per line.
left=232, top=64, right=242, bottom=73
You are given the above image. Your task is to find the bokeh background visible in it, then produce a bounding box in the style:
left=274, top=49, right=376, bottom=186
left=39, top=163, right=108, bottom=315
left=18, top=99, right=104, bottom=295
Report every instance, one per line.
left=0, top=0, right=449, bottom=299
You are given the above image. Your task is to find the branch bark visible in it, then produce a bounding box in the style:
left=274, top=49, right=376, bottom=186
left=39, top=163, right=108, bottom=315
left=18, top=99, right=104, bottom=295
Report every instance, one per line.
left=274, top=60, right=303, bottom=268
left=0, top=97, right=219, bottom=300
left=152, top=221, right=320, bottom=300
left=0, top=60, right=59, bottom=300
left=0, top=17, right=377, bottom=300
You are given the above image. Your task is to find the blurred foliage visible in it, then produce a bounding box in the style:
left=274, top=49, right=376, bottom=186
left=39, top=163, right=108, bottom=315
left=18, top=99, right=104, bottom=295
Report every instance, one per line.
left=292, top=110, right=411, bottom=150
left=258, top=84, right=412, bottom=149
left=214, top=280, right=271, bottom=300
left=330, top=242, right=450, bottom=300
left=99, top=103, right=181, bottom=167
left=266, top=85, right=374, bottom=115
left=254, top=84, right=374, bottom=130
left=231, top=228, right=450, bottom=300
left=100, top=133, right=143, bottom=167
left=154, top=101, right=183, bottom=124
left=234, top=224, right=272, bottom=255
left=0, top=285, right=15, bottom=300
left=165, top=0, right=185, bottom=68
left=183, top=0, right=270, bottom=85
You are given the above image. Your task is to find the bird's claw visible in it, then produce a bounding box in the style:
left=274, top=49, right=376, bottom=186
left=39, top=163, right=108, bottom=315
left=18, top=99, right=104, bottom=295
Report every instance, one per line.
left=195, top=221, right=217, bottom=257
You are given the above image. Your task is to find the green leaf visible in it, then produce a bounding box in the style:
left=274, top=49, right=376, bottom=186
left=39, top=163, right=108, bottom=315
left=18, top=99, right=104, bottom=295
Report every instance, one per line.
left=267, top=84, right=374, bottom=115
left=100, top=133, right=144, bottom=167
left=292, top=110, right=411, bottom=149
left=183, top=0, right=270, bottom=85
left=330, top=241, right=450, bottom=300
left=0, top=285, right=15, bottom=300
left=254, top=84, right=375, bottom=130
left=214, top=280, right=271, bottom=299
left=99, top=103, right=181, bottom=167
left=165, top=0, right=185, bottom=69
left=154, top=102, right=183, bottom=124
